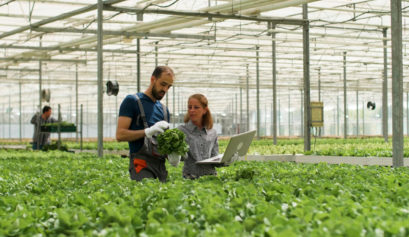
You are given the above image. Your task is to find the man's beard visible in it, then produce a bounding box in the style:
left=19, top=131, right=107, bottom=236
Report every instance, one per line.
left=152, top=84, right=165, bottom=100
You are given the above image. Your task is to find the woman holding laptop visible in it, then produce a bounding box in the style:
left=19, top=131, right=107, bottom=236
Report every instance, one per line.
left=178, top=94, right=225, bottom=179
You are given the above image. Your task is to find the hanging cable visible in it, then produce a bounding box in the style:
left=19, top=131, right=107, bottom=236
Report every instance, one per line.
left=142, top=0, right=181, bottom=11
left=81, top=12, right=122, bottom=32
left=0, top=0, right=15, bottom=8
left=28, top=0, right=36, bottom=26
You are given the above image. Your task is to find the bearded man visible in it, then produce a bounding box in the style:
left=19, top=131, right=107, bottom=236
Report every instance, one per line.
left=116, top=66, right=177, bottom=182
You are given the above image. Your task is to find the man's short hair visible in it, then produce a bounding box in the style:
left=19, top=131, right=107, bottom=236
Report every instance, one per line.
left=152, top=66, right=174, bottom=79
left=42, top=105, right=52, bottom=114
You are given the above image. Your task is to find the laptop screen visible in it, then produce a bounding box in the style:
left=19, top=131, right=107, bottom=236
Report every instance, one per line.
left=221, top=130, right=256, bottom=162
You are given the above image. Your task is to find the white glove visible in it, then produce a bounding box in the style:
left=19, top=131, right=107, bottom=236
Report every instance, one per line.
left=145, top=121, right=169, bottom=138
left=168, top=153, right=181, bottom=167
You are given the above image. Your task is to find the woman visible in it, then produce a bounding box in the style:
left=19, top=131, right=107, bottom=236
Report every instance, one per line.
left=178, top=94, right=221, bottom=179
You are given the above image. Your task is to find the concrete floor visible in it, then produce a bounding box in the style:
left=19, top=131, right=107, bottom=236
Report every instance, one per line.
left=241, top=154, right=409, bottom=167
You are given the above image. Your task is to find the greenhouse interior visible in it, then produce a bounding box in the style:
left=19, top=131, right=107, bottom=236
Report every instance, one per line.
left=1, top=0, right=409, bottom=236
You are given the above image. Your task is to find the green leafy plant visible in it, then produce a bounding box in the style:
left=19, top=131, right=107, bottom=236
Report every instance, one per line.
left=157, top=128, right=189, bottom=156
left=233, top=167, right=256, bottom=180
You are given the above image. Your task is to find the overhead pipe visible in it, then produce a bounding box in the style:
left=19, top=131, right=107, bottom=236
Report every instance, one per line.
left=9, top=0, right=306, bottom=62
left=104, top=6, right=306, bottom=26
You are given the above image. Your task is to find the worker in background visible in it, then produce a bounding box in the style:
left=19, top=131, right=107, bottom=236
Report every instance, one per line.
left=31, top=105, right=57, bottom=150
left=116, top=66, right=176, bottom=182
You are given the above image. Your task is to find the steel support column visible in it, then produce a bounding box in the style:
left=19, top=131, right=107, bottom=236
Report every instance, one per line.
left=288, top=93, right=291, bottom=137
left=270, top=103, right=273, bottom=136
left=39, top=37, right=42, bottom=111
left=301, top=90, right=304, bottom=137
left=155, top=41, right=159, bottom=67
left=8, top=94, right=11, bottom=138
left=75, top=64, right=79, bottom=142
left=343, top=52, right=347, bottom=139
left=264, top=103, right=267, bottom=136
left=383, top=28, right=388, bottom=142
left=136, top=14, right=143, bottom=92
left=356, top=90, right=359, bottom=137
left=256, top=46, right=260, bottom=139
left=240, top=87, right=243, bottom=133
left=333, top=104, right=336, bottom=135
left=235, top=93, right=238, bottom=133
left=278, top=99, right=281, bottom=136
left=115, top=96, right=118, bottom=128
left=57, top=104, right=61, bottom=149
left=337, top=95, right=340, bottom=136
left=246, top=64, right=250, bottom=131
left=272, top=24, right=278, bottom=145
left=80, top=104, right=83, bottom=151
left=391, top=0, right=404, bottom=167
left=19, top=81, right=22, bottom=141
left=318, top=67, right=321, bottom=101
left=303, top=4, right=311, bottom=151
left=97, top=0, right=104, bottom=157
left=362, top=101, right=365, bottom=135
left=172, top=86, right=175, bottom=128
left=318, top=67, right=321, bottom=137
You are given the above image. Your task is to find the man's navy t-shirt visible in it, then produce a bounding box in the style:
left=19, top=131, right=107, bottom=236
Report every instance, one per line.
left=119, top=92, right=170, bottom=154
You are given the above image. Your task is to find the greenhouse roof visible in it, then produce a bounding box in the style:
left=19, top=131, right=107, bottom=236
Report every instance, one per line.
left=0, top=0, right=408, bottom=114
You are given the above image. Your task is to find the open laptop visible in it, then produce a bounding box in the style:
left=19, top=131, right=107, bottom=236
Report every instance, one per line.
left=196, top=130, right=256, bottom=164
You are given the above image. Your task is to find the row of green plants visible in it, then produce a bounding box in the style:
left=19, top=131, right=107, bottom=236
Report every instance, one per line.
left=224, top=138, right=406, bottom=157
left=2, top=137, right=409, bottom=157
left=1, top=150, right=409, bottom=236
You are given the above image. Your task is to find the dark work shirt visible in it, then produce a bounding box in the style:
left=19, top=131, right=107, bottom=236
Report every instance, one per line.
left=119, top=92, right=170, bottom=154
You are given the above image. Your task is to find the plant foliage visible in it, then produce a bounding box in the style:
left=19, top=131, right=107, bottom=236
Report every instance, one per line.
left=1, top=150, right=409, bottom=236
left=42, top=142, right=69, bottom=152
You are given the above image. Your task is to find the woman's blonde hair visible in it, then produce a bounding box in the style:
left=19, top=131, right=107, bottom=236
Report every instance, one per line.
left=184, top=94, right=213, bottom=129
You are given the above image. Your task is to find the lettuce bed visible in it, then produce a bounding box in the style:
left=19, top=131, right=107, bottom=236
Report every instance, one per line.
left=3, top=137, right=409, bottom=157
left=64, top=138, right=409, bottom=157
left=1, top=150, right=409, bottom=236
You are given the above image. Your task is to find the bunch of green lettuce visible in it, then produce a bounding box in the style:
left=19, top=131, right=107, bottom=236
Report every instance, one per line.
left=157, top=128, right=189, bottom=156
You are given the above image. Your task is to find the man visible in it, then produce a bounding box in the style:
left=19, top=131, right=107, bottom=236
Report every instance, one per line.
left=116, top=66, right=178, bottom=182
left=31, top=105, right=57, bottom=150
